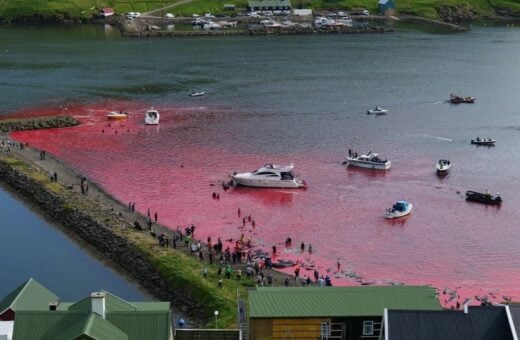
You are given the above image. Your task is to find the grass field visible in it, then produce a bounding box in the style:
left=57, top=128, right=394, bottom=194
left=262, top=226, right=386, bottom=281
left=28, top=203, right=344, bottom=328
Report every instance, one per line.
left=0, top=0, right=519, bottom=20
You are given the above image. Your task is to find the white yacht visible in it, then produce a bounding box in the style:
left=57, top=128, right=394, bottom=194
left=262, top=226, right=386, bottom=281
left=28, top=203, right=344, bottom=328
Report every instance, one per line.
left=384, top=200, right=412, bottom=219
left=144, top=108, right=160, bottom=125
left=232, top=164, right=306, bottom=188
left=346, top=150, right=391, bottom=170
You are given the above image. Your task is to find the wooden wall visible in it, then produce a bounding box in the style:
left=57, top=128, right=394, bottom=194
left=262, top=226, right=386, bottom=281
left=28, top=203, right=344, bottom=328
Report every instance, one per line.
left=251, top=318, right=331, bottom=340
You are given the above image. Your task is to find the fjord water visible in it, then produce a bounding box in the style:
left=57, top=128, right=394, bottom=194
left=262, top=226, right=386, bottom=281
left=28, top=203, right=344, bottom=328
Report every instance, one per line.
left=3, top=24, right=520, bottom=304
left=0, top=186, right=148, bottom=301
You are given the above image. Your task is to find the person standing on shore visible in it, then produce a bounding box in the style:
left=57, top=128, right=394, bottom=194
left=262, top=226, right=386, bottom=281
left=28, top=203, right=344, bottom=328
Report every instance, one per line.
left=154, top=212, right=158, bottom=223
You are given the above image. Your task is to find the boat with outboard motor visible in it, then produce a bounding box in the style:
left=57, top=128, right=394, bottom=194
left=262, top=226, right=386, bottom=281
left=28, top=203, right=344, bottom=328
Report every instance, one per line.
left=144, top=108, right=160, bottom=125
left=366, top=106, right=388, bottom=115
left=107, top=111, right=128, bottom=120
left=471, top=137, right=495, bottom=146
left=436, top=159, right=451, bottom=175
left=465, top=190, right=501, bottom=205
left=448, top=94, right=475, bottom=104
left=384, top=200, right=412, bottom=219
left=346, top=149, right=391, bottom=170
left=232, top=163, right=306, bottom=188
left=189, top=90, right=205, bottom=97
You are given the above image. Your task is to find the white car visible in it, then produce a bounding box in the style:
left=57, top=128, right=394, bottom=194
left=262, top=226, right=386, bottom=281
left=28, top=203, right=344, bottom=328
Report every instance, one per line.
left=247, top=11, right=259, bottom=17
left=126, top=12, right=141, bottom=19
left=204, top=13, right=215, bottom=18
left=192, top=13, right=200, bottom=17
left=164, top=13, right=175, bottom=18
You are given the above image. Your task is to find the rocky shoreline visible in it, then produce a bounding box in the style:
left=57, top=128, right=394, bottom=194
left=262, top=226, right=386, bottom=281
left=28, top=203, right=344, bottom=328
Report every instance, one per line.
left=0, top=115, right=78, bottom=132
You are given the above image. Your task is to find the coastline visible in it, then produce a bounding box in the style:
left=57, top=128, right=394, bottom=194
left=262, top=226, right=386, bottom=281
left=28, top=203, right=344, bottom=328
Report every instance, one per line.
left=0, top=122, right=298, bottom=327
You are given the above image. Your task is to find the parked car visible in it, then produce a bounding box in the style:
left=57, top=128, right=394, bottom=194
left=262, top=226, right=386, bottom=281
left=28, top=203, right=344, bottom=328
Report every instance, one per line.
left=126, top=11, right=141, bottom=19
left=164, top=13, right=175, bottom=18
left=192, top=13, right=200, bottom=17
left=246, top=11, right=259, bottom=17
left=204, top=13, right=215, bottom=18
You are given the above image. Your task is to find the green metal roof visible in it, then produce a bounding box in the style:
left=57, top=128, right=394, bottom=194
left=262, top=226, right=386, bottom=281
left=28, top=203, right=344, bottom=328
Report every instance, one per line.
left=0, top=278, right=58, bottom=314
left=249, top=286, right=441, bottom=318
left=9, top=287, right=171, bottom=340
left=55, top=313, right=128, bottom=340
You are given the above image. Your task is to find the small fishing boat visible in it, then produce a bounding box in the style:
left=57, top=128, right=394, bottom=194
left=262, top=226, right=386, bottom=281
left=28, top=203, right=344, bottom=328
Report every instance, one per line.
left=436, top=159, right=451, bottom=175
left=471, top=138, right=495, bottom=146
left=448, top=94, right=475, bottom=104
left=144, top=108, right=160, bottom=125
left=106, top=111, right=128, bottom=120
left=232, top=163, right=306, bottom=188
left=189, top=90, right=205, bottom=97
left=384, top=200, right=413, bottom=219
left=346, top=149, right=391, bottom=170
left=465, top=190, right=501, bottom=205
left=366, top=106, right=388, bottom=115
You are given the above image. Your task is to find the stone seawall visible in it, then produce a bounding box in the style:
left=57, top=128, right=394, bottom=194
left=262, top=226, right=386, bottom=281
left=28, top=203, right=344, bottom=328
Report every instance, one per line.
left=0, top=157, right=202, bottom=323
left=0, top=116, right=79, bottom=132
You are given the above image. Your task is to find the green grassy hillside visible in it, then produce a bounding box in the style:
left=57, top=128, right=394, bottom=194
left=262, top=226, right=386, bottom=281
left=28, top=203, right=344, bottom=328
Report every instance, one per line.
left=0, top=0, right=518, bottom=22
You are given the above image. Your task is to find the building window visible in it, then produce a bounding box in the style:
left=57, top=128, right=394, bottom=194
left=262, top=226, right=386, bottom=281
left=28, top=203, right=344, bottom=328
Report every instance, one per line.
left=363, top=321, right=374, bottom=336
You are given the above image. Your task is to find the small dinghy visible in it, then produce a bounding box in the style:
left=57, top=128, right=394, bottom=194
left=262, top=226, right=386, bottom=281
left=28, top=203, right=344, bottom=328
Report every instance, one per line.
left=436, top=159, right=451, bottom=175
left=366, top=106, right=388, bottom=115
left=189, top=90, right=205, bottom=97
left=465, top=190, right=501, bottom=205
left=384, top=200, right=412, bottom=219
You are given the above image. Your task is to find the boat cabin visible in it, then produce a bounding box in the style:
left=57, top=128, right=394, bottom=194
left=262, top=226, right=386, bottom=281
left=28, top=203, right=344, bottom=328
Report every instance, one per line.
left=393, top=201, right=409, bottom=212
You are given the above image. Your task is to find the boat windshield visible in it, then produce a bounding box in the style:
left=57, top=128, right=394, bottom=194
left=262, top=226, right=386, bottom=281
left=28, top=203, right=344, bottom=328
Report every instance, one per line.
left=281, top=172, right=294, bottom=180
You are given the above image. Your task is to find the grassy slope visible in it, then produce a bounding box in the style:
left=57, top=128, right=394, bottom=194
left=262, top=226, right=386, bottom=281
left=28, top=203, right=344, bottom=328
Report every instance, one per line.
left=0, top=0, right=519, bottom=19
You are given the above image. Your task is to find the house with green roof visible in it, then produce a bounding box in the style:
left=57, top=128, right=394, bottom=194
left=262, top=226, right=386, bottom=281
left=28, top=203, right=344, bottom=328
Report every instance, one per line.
left=0, top=278, right=58, bottom=321
left=0, top=278, right=172, bottom=340
left=248, top=286, right=441, bottom=340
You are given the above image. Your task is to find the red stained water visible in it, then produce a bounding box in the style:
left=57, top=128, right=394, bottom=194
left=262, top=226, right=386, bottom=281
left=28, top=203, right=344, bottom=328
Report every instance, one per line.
left=10, top=101, right=520, bottom=306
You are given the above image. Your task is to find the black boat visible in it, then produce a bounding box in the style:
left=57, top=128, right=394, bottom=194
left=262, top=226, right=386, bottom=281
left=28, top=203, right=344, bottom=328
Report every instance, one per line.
left=465, top=190, right=502, bottom=205
left=471, top=138, right=496, bottom=146
left=448, top=94, right=475, bottom=104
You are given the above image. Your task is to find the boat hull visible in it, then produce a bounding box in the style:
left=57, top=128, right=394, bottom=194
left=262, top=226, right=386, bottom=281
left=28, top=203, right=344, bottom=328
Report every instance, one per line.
left=436, top=164, right=451, bottom=174
left=465, top=191, right=501, bottom=205
left=384, top=204, right=413, bottom=219
left=471, top=140, right=495, bottom=146
left=107, top=112, right=128, bottom=120
left=367, top=109, right=388, bottom=115
left=346, top=158, right=391, bottom=170
left=232, top=176, right=304, bottom=188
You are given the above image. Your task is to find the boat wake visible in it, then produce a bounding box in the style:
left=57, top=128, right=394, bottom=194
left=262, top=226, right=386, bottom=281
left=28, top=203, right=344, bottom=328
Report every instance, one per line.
left=415, top=134, right=454, bottom=142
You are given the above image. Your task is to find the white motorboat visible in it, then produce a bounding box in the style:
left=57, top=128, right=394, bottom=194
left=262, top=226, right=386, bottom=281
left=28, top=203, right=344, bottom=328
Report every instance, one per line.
left=203, top=21, right=221, bottom=30
left=232, top=163, right=306, bottom=188
left=336, top=17, right=353, bottom=27
left=107, top=111, right=128, bottom=120
left=436, top=159, right=451, bottom=174
left=367, top=107, right=388, bottom=115
left=144, top=108, right=160, bottom=125
left=346, top=150, right=391, bottom=170
left=260, top=19, right=282, bottom=28
left=314, top=16, right=336, bottom=28
left=384, top=200, right=412, bottom=219
left=189, top=90, right=205, bottom=97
